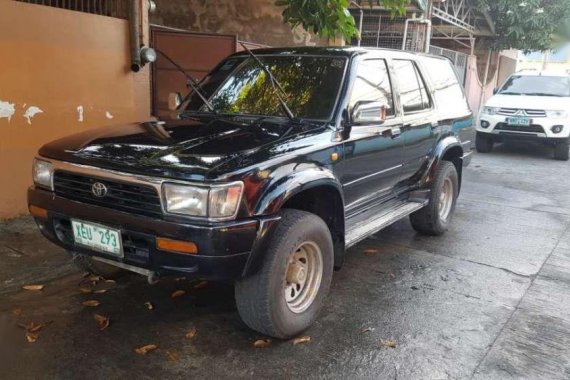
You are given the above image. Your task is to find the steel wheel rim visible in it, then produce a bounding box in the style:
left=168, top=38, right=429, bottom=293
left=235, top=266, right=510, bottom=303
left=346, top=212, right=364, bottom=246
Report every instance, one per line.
left=439, top=177, right=454, bottom=220
left=284, top=241, right=323, bottom=314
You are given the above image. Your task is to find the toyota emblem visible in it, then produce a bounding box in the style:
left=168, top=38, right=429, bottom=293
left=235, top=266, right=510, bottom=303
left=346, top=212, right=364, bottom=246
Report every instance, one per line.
left=91, top=182, right=108, bottom=197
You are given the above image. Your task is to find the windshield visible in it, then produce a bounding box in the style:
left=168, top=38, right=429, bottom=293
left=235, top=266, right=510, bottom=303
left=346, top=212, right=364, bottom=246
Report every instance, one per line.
left=499, top=75, right=570, bottom=97
left=185, top=55, right=347, bottom=120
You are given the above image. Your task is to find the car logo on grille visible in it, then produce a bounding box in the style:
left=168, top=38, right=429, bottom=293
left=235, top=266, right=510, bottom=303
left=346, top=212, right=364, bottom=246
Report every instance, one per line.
left=91, top=182, right=108, bottom=197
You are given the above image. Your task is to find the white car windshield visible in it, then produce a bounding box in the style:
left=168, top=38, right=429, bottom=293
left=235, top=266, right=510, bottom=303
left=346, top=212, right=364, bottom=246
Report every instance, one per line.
left=499, top=75, right=570, bottom=97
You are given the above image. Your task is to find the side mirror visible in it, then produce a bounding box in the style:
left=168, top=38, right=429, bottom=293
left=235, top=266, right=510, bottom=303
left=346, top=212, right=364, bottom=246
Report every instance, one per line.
left=351, top=101, right=386, bottom=124
left=168, top=92, right=182, bottom=111
left=493, top=88, right=499, bottom=95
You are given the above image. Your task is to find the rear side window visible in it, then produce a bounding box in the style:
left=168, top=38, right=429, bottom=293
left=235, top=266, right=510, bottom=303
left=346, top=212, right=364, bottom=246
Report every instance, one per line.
left=422, top=57, right=470, bottom=116
left=349, top=59, right=394, bottom=117
left=393, top=60, right=431, bottom=113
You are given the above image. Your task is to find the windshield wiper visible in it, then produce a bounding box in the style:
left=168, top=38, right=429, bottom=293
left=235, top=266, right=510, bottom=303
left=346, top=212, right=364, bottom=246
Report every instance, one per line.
left=239, top=42, right=295, bottom=121
left=155, top=49, right=216, bottom=113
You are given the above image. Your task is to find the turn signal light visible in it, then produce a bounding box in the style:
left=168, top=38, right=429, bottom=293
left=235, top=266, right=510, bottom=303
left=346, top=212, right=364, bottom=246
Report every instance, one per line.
left=29, top=205, right=48, bottom=219
left=156, top=237, right=198, bottom=255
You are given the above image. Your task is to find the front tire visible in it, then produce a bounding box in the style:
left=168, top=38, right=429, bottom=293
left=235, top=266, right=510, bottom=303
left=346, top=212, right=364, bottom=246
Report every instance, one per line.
left=410, top=161, right=459, bottom=236
left=554, top=139, right=569, bottom=161
left=235, top=209, right=333, bottom=339
left=476, top=133, right=493, bottom=153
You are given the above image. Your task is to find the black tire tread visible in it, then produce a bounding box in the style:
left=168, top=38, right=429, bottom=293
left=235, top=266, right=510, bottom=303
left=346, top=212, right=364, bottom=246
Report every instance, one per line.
left=554, top=139, right=569, bottom=161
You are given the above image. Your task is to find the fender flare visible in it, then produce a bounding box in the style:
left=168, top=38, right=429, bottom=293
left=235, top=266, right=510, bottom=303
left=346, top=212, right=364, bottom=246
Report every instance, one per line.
left=423, top=135, right=464, bottom=189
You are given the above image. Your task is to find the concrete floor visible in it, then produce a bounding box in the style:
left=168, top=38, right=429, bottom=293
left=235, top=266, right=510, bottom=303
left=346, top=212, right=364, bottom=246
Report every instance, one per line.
left=1, top=142, right=569, bottom=379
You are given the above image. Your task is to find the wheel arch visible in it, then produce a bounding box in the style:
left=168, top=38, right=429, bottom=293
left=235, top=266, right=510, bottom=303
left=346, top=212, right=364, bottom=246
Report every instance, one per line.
left=427, top=136, right=464, bottom=192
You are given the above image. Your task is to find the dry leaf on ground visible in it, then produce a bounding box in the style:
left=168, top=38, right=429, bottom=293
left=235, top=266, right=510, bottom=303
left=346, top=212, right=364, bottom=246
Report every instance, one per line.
left=94, top=314, right=110, bottom=331
left=193, top=281, right=208, bottom=289
left=22, top=285, right=44, bottom=291
left=79, top=287, right=93, bottom=294
left=253, top=338, right=271, bottom=348
left=94, top=289, right=107, bottom=294
left=13, top=308, right=22, bottom=317
left=134, top=344, right=158, bottom=355
left=165, top=350, right=179, bottom=362
left=361, top=327, right=375, bottom=333
left=104, top=279, right=116, bottom=284
left=381, top=339, right=397, bottom=348
left=364, top=248, right=380, bottom=256
left=292, top=336, right=311, bottom=345
left=144, top=302, right=154, bottom=310
left=26, top=331, right=39, bottom=343
left=88, top=275, right=103, bottom=282
left=82, top=300, right=101, bottom=307
left=171, top=290, right=185, bottom=298
left=185, top=327, right=197, bottom=339
left=17, top=321, right=52, bottom=333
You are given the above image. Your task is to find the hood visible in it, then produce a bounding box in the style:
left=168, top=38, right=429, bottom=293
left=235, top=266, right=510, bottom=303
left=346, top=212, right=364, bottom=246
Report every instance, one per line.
left=39, top=117, right=325, bottom=180
left=485, top=94, right=570, bottom=110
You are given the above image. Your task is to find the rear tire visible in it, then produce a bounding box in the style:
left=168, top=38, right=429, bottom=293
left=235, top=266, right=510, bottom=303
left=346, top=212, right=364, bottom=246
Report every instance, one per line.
left=476, top=134, right=493, bottom=153
left=235, top=209, right=333, bottom=339
left=554, top=139, right=569, bottom=161
left=70, top=251, right=126, bottom=279
left=410, top=161, right=459, bottom=236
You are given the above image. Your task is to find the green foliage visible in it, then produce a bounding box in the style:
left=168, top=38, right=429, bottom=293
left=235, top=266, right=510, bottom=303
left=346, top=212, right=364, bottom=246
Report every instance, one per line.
left=275, top=0, right=409, bottom=42
left=478, top=0, right=570, bottom=52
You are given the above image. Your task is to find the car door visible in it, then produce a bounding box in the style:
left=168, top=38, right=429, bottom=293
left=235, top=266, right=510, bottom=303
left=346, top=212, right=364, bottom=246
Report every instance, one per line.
left=391, top=59, right=439, bottom=184
left=341, top=58, right=404, bottom=215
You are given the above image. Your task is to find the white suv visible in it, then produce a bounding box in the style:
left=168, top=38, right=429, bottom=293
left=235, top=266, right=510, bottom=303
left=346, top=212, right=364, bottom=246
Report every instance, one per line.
left=477, top=70, right=570, bottom=160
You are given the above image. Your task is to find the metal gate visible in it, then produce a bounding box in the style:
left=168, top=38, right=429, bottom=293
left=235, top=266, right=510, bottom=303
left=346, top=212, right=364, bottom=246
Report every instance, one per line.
left=429, top=45, right=468, bottom=85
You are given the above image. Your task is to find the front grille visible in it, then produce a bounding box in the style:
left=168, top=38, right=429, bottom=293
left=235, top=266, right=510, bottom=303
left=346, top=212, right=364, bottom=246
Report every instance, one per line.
left=497, top=108, right=546, bottom=117
left=495, top=123, right=545, bottom=134
left=53, top=171, right=163, bottom=217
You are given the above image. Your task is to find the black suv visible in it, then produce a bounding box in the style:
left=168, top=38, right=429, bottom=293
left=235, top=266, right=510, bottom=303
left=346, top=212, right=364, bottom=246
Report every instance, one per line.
left=29, top=47, right=474, bottom=338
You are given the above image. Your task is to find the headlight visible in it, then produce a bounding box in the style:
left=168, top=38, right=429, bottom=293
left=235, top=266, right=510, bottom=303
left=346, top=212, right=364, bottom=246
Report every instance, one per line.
left=32, top=158, right=54, bottom=190
left=482, top=106, right=500, bottom=115
left=546, top=110, right=568, bottom=119
left=162, top=182, right=243, bottom=219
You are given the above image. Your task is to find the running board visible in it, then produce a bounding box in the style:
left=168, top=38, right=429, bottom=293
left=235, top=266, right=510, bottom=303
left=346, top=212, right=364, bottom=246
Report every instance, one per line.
left=345, top=201, right=426, bottom=248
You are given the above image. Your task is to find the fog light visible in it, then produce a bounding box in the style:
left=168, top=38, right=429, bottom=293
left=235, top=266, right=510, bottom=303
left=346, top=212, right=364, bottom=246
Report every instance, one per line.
left=480, top=120, right=490, bottom=128
left=156, top=237, right=198, bottom=255
left=551, top=125, right=564, bottom=134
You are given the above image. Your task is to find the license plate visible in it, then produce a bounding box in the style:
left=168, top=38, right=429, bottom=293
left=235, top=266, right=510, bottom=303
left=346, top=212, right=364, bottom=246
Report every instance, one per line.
left=506, top=117, right=531, bottom=126
left=71, top=220, right=123, bottom=257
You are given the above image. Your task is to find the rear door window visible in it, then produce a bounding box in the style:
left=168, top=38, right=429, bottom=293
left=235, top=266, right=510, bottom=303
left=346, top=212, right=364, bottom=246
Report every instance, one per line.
left=393, top=60, right=431, bottom=114
left=421, top=57, right=470, bottom=116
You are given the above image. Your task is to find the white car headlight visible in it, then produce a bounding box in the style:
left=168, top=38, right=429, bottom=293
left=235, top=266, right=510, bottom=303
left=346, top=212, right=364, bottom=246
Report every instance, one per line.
left=32, top=158, right=54, bottom=190
left=162, top=181, right=243, bottom=219
left=546, top=110, right=568, bottom=119
left=482, top=106, right=500, bottom=115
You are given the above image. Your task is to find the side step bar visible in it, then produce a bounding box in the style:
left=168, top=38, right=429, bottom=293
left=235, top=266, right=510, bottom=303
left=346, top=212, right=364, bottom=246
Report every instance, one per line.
left=345, top=201, right=426, bottom=248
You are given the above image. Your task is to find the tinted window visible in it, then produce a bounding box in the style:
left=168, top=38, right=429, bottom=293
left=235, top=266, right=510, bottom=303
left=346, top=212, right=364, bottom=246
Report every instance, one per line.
left=349, top=59, right=394, bottom=116
left=189, top=55, right=347, bottom=120
left=393, top=60, right=431, bottom=113
left=422, top=57, right=469, bottom=115
left=499, top=75, right=570, bottom=97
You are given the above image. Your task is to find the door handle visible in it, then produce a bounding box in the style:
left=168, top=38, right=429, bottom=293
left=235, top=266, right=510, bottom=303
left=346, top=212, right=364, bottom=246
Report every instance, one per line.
left=391, top=127, right=402, bottom=139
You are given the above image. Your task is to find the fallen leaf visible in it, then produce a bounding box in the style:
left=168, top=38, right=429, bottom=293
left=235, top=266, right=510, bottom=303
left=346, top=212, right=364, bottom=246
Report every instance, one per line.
left=82, top=272, right=91, bottom=278
left=79, top=287, right=93, bottom=294
left=17, top=321, right=52, bottom=333
left=104, top=279, right=116, bottom=284
left=171, top=290, right=185, bottom=298
left=82, top=300, right=101, bottom=307
left=144, top=302, right=154, bottom=310
left=253, top=338, right=271, bottom=348
left=361, top=327, right=375, bottom=333
left=381, top=339, right=397, bottom=348
left=193, top=281, right=208, bottom=289
left=13, top=308, right=22, bottom=317
left=94, top=289, right=107, bottom=294
left=22, top=285, right=44, bottom=291
left=26, top=331, right=39, bottom=343
left=165, top=350, right=179, bottom=362
left=134, top=344, right=158, bottom=355
left=364, top=248, right=380, bottom=256
left=94, top=314, right=110, bottom=331
left=292, top=336, right=311, bottom=345
left=185, top=327, right=197, bottom=339
left=17, top=322, right=33, bottom=330
left=88, top=275, right=103, bottom=282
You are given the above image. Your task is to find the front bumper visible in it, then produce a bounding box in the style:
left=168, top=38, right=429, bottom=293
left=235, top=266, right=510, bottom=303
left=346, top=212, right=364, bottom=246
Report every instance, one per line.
left=28, top=187, right=276, bottom=281
left=477, top=113, right=570, bottom=141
